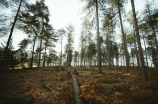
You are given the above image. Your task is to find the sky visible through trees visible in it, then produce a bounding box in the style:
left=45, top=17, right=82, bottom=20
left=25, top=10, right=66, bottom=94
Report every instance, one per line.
left=1, top=0, right=147, bottom=52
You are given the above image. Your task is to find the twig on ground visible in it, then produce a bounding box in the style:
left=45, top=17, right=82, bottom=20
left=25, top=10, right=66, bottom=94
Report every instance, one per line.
left=44, top=85, right=57, bottom=100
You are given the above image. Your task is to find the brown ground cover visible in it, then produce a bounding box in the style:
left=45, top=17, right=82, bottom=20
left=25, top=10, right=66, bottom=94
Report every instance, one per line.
left=0, top=66, right=158, bottom=104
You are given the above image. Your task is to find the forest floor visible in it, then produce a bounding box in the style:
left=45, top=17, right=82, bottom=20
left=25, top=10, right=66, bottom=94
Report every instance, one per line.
left=0, top=66, right=158, bottom=104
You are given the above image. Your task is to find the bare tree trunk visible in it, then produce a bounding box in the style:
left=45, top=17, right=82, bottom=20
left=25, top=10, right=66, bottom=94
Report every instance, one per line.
left=67, top=51, right=69, bottom=66
left=67, top=46, right=71, bottom=66
left=133, top=24, right=140, bottom=69
left=123, top=54, right=125, bottom=67
left=130, top=43, right=134, bottom=68
left=141, top=30, right=148, bottom=68
left=90, top=56, right=92, bottom=67
left=37, top=12, right=44, bottom=69
left=38, top=33, right=43, bottom=69
left=84, top=52, right=85, bottom=67
left=1, top=0, right=23, bottom=70
left=78, top=56, right=80, bottom=66
left=37, top=37, right=42, bottom=69
left=120, top=49, right=122, bottom=67
left=95, top=0, right=102, bottom=73
left=42, top=45, right=47, bottom=68
left=111, top=42, right=114, bottom=68
left=118, top=0, right=129, bottom=73
left=80, top=48, right=82, bottom=66
left=84, top=35, right=86, bottom=68
left=131, top=0, right=147, bottom=81
left=61, top=36, right=63, bottom=67
left=30, top=27, right=38, bottom=69
left=107, top=34, right=111, bottom=69
left=116, top=56, right=119, bottom=67
left=132, top=55, right=134, bottom=69
left=30, top=35, right=37, bottom=69
left=115, top=57, right=117, bottom=67
left=151, top=27, right=158, bottom=57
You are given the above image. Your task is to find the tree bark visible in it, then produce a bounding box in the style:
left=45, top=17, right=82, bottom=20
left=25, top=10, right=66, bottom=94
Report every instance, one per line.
left=80, top=47, right=83, bottom=66
left=84, top=47, right=85, bottom=68
left=118, top=0, right=129, bottom=73
left=83, top=34, right=86, bottom=68
left=120, top=49, right=122, bottom=67
left=107, top=33, right=111, bottom=69
left=130, top=43, right=134, bottom=68
left=111, top=42, right=114, bottom=68
left=30, top=35, right=37, bottom=69
left=78, top=56, right=79, bottom=66
left=130, top=0, right=147, bottom=81
left=133, top=24, right=140, bottom=69
left=42, top=45, right=47, bottom=68
left=37, top=34, right=43, bottom=69
left=1, top=0, right=23, bottom=70
left=37, top=12, right=44, bottom=69
left=60, top=36, right=63, bottom=67
left=141, top=30, right=148, bottom=68
left=67, top=48, right=70, bottom=66
left=95, top=0, right=102, bottom=73
left=30, top=27, right=38, bottom=69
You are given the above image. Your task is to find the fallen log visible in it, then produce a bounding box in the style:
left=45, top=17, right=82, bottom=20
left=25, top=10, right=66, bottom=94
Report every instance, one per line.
left=71, top=74, right=83, bottom=104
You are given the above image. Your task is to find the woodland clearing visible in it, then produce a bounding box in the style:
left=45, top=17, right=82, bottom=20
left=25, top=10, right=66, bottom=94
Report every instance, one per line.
left=0, top=66, right=158, bottom=104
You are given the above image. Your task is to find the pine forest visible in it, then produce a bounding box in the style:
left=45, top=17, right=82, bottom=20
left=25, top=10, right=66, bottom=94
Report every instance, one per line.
left=0, top=0, right=158, bottom=103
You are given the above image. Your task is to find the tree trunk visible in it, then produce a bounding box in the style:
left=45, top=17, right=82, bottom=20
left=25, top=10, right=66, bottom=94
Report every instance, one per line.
left=132, top=55, right=134, bottom=69
left=95, top=0, right=102, bottom=73
left=141, top=30, right=148, bottom=68
left=111, top=42, right=114, bottom=68
left=84, top=51, right=85, bottom=67
left=133, top=24, right=140, bottom=69
left=38, top=12, right=44, bottom=69
left=30, top=35, right=37, bottom=69
left=115, top=57, right=117, bottom=67
left=42, top=45, right=47, bottom=68
left=84, top=35, right=86, bottom=68
left=117, top=57, right=119, bottom=67
left=130, top=0, right=147, bottom=81
left=151, top=27, right=158, bottom=57
left=118, top=0, right=129, bottom=73
left=30, top=27, right=38, bottom=69
left=67, top=48, right=70, bottom=66
left=120, top=49, right=122, bottom=67
left=130, top=43, right=134, bottom=68
left=37, top=35, right=43, bottom=69
left=123, top=54, right=125, bottom=68
left=1, top=0, right=23, bottom=70
left=107, top=34, right=111, bottom=69
left=80, top=48, right=83, bottom=66
left=78, top=56, right=79, bottom=66
left=61, top=36, right=63, bottom=67
left=90, top=56, right=92, bottom=67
